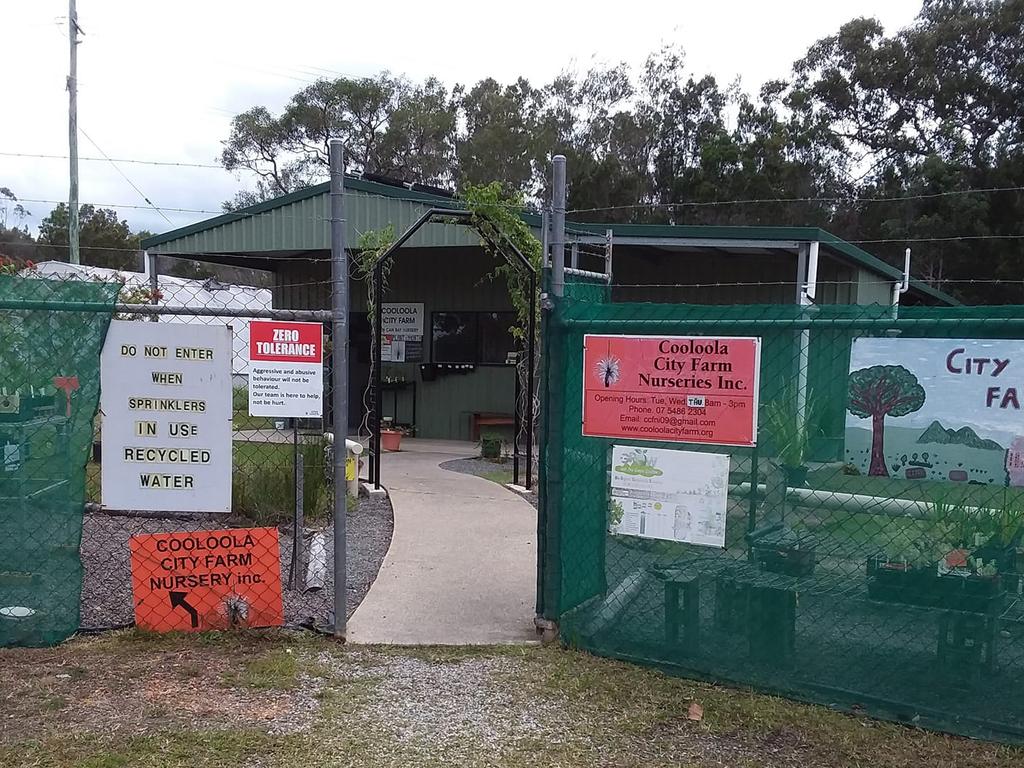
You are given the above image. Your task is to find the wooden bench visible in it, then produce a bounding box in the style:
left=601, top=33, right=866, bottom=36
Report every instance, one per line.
left=470, top=412, right=513, bottom=441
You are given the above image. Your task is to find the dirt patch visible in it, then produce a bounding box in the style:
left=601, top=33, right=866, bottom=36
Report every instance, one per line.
left=0, top=634, right=328, bottom=742
left=328, top=651, right=565, bottom=749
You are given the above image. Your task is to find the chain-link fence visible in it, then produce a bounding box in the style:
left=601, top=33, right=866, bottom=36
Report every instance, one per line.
left=543, top=281, right=1024, bottom=743
left=1, top=269, right=357, bottom=645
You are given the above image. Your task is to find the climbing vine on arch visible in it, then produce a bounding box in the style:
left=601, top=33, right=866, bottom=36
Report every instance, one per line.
left=354, top=225, right=395, bottom=440
left=356, top=185, right=542, bottom=465
left=460, top=183, right=542, bottom=346
left=462, top=182, right=542, bottom=466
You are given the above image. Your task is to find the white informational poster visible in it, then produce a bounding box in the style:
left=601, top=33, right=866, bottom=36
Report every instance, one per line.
left=101, top=320, right=232, bottom=513
left=608, top=445, right=730, bottom=548
left=381, top=303, right=424, bottom=339
left=248, top=320, right=324, bottom=418
left=381, top=335, right=405, bottom=363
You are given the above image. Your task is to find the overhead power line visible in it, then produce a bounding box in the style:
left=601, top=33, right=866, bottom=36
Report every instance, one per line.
left=566, top=187, right=1024, bottom=214
left=79, top=128, right=174, bottom=226
left=0, top=151, right=224, bottom=169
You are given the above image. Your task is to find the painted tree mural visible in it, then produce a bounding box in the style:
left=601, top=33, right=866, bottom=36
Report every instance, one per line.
left=847, top=365, right=926, bottom=476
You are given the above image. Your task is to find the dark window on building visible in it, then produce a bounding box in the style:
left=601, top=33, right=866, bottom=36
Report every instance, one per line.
left=478, top=311, right=516, bottom=363
left=432, top=311, right=477, bottom=363
left=431, top=311, right=517, bottom=364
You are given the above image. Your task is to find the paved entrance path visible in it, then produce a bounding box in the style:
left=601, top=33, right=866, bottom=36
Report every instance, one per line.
left=347, top=440, right=538, bottom=644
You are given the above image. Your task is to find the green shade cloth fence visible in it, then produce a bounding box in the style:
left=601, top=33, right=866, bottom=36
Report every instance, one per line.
left=542, top=286, right=1024, bottom=743
left=0, top=275, right=118, bottom=646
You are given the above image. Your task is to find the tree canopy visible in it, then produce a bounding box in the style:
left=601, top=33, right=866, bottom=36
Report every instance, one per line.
left=36, top=204, right=151, bottom=271
left=216, top=0, right=1022, bottom=302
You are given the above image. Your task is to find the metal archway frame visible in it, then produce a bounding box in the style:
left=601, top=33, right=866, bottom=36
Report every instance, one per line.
left=367, top=207, right=538, bottom=491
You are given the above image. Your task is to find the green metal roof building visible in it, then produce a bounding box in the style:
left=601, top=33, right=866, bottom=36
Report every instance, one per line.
left=142, top=176, right=957, bottom=440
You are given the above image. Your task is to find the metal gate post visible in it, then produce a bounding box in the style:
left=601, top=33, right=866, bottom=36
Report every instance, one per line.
left=526, top=270, right=536, bottom=491
left=513, top=364, right=521, bottom=486
left=328, top=138, right=349, bottom=639
left=373, top=260, right=383, bottom=489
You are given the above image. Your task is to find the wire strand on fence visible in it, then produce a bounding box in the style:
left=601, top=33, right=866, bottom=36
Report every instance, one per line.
left=7, top=192, right=537, bottom=221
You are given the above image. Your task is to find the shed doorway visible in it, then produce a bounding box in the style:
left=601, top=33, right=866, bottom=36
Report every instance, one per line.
left=363, top=208, right=538, bottom=492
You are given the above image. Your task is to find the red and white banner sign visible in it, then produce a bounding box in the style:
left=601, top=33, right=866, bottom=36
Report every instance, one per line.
left=248, top=321, right=324, bottom=418
left=582, top=334, right=761, bottom=447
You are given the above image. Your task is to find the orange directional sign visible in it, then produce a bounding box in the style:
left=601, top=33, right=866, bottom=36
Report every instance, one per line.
left=129, top=527, right=284, bottom=632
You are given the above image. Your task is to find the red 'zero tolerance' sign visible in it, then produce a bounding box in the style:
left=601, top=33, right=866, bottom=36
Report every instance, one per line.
left=582, top=334, right=761, bottom=446
left=248, top=320, right=324, bottom=418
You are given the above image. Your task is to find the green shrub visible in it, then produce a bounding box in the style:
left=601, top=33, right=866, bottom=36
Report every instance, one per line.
left=760, top=388, right=827, bottom=470
left=480, top=433, right=502, bottom=460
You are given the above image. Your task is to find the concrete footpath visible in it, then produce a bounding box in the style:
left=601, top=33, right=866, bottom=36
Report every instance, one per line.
left=346, top=440, right=538, bottom=644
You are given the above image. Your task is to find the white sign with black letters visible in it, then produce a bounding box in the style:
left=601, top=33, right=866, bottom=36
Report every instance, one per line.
left=100, top=321, right=232, bottom=513
left=381, top=303, right=424, bottom=339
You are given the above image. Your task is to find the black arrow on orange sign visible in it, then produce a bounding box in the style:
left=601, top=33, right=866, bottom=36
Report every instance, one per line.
left=169, top=591, right=199, bottom=628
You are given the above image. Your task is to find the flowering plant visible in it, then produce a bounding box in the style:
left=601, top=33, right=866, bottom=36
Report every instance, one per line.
left=0, top=255, right=36, bottom=276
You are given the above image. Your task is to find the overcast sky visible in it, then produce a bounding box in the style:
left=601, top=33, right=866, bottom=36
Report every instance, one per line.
left=2, top=0, right=924, bottom=241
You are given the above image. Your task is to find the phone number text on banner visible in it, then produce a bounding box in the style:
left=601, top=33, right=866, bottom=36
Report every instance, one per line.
left=582, top=334, right=761, bottom=447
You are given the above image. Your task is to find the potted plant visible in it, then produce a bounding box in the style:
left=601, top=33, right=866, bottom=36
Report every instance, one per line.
left=380, top=417, right=403, bottom=452
left=867, top=495, right=1012, bottom=612
left=480, top=432, right=503, bottom=461
left=760, top=391, right=823, bottom=487
left=972, top=490, right=1024, bottom=586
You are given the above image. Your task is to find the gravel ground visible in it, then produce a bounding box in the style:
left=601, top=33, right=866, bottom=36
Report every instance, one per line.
left=439, top=457, right=538, bottom=509
left=4, top=637, right=1020, bottom=767
left=78, top=494, right=393, bottom=630
left=320, top=650, right=566, bottom=753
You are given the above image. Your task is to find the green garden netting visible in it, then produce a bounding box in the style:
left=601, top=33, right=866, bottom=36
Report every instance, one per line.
left=542, top=292, right=1024, bottom=743
left=0, top=275, right=118, bottom=646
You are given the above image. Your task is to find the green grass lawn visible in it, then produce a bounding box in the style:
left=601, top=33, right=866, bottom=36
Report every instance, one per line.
left=232, top=410, right=276, bottom=431
left=1, top=630, right=1020, bottom=768
left=480, top=467, right=515, bottom=485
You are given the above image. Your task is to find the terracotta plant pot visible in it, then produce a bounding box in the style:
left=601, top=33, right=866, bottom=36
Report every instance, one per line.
left=380, top=429, right=403, bottom=452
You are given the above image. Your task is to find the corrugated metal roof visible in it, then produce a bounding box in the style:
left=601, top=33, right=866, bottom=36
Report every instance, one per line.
left=142, top=177, right=958, bottom=305
left=143, top=176, right=480, bottom=253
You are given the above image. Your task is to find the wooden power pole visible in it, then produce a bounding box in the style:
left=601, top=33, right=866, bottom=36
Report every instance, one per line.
left=68, top=0, right=81, bottom=264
